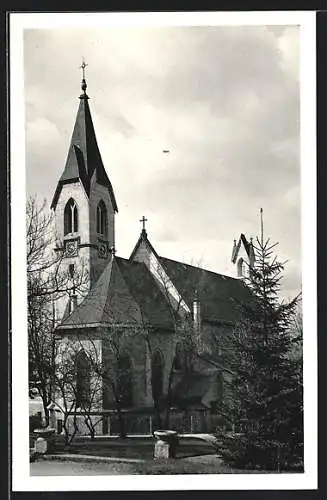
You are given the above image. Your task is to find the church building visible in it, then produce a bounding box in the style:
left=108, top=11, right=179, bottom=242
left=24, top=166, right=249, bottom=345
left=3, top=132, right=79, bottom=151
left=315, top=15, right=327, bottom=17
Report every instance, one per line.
left=52, top=71, right=254, bottom=420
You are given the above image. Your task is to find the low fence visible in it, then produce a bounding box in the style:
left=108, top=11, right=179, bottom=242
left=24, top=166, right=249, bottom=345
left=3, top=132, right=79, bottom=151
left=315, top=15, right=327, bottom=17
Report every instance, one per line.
left=64, top=411, right=225, bottom=437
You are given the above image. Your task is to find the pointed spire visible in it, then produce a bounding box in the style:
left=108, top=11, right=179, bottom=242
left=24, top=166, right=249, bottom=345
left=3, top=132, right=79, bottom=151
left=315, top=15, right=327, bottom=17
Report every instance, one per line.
left=51, top=64, right=118, bottom=212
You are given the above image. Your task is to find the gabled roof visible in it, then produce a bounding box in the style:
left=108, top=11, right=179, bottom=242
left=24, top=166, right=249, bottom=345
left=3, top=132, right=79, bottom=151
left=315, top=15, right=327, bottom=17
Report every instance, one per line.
left=159, top=256, right=252, bottom=324
left=58, top=256, right=175, bottom=331
left=116, top=258, right=175, bottom=329
left=58, top=257, right=142, bottom=329
left=51, top=89, right=118, bottom=211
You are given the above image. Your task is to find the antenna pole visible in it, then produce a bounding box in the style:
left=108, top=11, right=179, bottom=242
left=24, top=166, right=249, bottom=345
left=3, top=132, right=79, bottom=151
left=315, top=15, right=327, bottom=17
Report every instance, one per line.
left=260, top=207, right=264, bottom=246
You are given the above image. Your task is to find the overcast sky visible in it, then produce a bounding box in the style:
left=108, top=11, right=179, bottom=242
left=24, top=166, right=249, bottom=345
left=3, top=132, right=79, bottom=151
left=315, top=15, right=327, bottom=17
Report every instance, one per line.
left=24, top=25, right=301, bottom=299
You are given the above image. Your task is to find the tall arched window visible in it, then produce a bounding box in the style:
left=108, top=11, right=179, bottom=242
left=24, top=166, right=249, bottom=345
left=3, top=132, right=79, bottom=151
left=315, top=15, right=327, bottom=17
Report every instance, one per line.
left=117, top=354, right=133, bottom=408
left=237, top=257, right=245, bottom=277
left=96, top=200, right=107, bottom=236
left=75, top=350, right=91, bottom=408
left=151, top=350, right=164, bottom=405
left=64, top=198, right=78, bottom=235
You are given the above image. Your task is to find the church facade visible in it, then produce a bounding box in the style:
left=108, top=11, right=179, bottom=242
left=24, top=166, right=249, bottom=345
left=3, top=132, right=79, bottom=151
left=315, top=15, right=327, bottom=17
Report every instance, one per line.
left=52, top=74, right=254, bottom=418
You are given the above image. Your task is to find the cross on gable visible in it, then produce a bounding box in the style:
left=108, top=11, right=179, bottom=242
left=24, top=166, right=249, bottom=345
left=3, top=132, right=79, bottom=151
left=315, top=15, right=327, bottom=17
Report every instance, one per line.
left=139, top=216, right=148, bottom=231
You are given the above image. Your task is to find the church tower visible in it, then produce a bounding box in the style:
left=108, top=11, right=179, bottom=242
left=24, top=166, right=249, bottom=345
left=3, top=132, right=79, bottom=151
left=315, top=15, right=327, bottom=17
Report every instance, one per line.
left=51, top=63, right=118, bottom=297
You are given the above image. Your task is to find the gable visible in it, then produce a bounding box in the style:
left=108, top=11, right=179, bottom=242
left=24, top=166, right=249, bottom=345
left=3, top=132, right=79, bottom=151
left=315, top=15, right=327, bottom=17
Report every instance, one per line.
left=232, top=233, right=254, bottom=264
left=130, top=233, right=190, bottom=315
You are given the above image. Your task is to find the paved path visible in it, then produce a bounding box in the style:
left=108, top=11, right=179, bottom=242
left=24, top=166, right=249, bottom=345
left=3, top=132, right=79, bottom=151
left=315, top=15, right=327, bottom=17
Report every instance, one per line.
left=31, top=459, right=137, bottom=476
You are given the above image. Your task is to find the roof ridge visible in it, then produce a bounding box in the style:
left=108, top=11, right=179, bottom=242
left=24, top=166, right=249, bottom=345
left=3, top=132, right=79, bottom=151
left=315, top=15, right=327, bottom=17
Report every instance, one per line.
left=158, top=255, right=239, bottom=282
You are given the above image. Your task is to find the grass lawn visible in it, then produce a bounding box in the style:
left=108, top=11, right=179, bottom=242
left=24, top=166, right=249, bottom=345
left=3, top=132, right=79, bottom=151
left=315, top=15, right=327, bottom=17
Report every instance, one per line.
left=31, top=455, right=273, bottom=475
left=31, top=436, right=300, bottom=475
left=55, top=436, right=217, bottom=461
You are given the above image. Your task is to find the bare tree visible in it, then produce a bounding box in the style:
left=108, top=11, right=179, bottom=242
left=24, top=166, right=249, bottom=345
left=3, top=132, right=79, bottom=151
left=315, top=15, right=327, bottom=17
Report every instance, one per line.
left=27, top=195, right=88, bottom=425
left=52, top=337, right=103, bottom=444
left=53, top=284, right=142, bottom=438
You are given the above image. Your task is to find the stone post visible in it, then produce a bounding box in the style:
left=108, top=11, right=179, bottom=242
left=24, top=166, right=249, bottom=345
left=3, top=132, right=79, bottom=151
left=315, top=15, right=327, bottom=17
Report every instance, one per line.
left=33, top=428, right=56, bottom=454
left=153, top=430, right=178, bottom=459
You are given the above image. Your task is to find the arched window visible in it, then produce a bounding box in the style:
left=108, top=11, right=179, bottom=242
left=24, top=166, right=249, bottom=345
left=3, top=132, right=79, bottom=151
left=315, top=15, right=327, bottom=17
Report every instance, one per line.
left=151, top=350, right=164, bottom=405
left=75, top=350, right=91, bottom=408
left=64, top=198, right=78, bottom=235
left=117, top=354, right=133, bottom=408
left=96, top=200, right=107, bottom=236
left=237, top=257, right=245, bottom=277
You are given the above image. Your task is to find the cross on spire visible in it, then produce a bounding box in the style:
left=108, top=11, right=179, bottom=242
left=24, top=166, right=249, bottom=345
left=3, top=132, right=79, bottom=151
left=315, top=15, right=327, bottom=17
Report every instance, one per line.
left=80, top=58, right=88, bottom=79
left=140, top=216, right=148, bottom=232
left=79, top=58, right=89, bottom=98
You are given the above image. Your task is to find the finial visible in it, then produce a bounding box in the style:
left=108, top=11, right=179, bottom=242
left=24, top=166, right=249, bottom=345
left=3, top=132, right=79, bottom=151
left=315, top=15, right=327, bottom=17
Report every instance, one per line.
left=79, top=58, right=89, bottom=99
left=140, top=216, right=148, bottom=234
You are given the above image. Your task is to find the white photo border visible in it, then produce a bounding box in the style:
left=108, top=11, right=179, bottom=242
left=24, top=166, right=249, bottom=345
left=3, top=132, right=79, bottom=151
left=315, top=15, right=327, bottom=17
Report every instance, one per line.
left=10, top=10, right=317, bottom=491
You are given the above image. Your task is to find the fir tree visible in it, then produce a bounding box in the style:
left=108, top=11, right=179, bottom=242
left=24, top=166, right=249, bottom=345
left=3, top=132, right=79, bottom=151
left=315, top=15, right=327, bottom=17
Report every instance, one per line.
left=217, top=217, right=303, bottom=471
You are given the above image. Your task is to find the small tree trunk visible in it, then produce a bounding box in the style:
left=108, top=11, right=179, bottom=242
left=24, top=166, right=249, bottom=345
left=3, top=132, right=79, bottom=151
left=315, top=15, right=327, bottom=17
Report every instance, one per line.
left=40, top=390, right=49, bottom=426
left=163, top=369, right=174, bottom=428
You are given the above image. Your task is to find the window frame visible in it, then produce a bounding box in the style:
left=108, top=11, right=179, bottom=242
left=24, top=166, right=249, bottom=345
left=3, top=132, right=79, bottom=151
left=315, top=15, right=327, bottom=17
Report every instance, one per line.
left=96, top=200, right=107, bottom=236
left=64, top=198, right=78, bottom=236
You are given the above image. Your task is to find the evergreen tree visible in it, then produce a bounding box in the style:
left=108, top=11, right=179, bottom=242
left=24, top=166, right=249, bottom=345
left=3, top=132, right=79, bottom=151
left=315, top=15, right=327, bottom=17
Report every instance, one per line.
left=217, top=225, right=303, bottom=471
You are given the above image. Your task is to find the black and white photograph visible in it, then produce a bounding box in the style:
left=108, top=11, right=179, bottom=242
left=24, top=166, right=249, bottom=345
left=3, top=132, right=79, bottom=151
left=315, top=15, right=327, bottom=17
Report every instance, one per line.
left=10, top=11, right=317, bottom=491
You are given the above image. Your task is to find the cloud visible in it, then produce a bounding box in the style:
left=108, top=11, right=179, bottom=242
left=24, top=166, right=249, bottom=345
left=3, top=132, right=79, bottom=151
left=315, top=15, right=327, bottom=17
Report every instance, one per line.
left=24, top=25, right=301, bottom=298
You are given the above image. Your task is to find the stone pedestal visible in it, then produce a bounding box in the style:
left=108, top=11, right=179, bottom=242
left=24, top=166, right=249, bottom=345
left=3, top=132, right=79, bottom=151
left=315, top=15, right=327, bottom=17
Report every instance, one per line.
left=35, top=437, right=47, bottom=454
left=153, top=430, right=178, bottom=459
left=33, top=428, right=56, bottom=454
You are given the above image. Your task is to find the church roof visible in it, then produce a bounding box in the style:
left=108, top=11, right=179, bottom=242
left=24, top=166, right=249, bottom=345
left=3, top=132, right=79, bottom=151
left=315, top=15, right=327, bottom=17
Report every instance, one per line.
left=116, top=258, right=175, bottom=329
left=58, top=256, right=175, bottom=330
left=51, top=87, right=118, bottom=211
left=58, top=257, right=142, bottom=328
left=158, top=256, right=252, bottom=324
